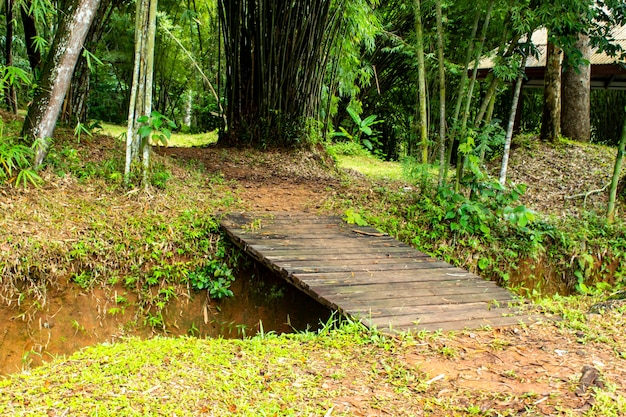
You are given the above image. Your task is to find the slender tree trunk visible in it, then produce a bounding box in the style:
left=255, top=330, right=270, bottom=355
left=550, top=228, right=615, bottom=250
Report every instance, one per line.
left=444, top=8, right=480, bottom=180
left=22, top=0, right=101, bottom=167
left=461, top=0, right=493, bottom=132
left=20, top=1, right=41, bottom=73
left=142, top=0, right=157, bottom=186
left=124, top=0, right=145, bottom=183
left=414, top=0, right=429, bottom=164
left=607, top=112, right=626, bottom=223
left=499, top=55, right=528, bottom=186
left=474, top=76, right=498, bottom=128
left=561, top=33, right=591, bottom=142
left=4, top=0, right=18, bottom=114
left=455, top=0, right=493, bottom=191
left=435, top=0, right=446, bottom=186
left=540, top=38, right=562, bottom=141
left=125, top=0, right=158, bottom=188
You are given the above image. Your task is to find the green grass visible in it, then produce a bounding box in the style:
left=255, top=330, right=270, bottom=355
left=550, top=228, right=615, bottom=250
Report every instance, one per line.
left=0, top=322, right=416, bottom=416
left=2, top=306, right=626, bottom=416
left=335, top=154, right=405, bottom=181
left=100, top=122, right=218, bottom=148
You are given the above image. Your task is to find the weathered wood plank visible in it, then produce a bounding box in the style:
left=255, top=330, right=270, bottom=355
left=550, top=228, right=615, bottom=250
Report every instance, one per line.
left=239, top=236, right=407, bottom=249
left=391, top=314, right=546, bottom=333
left=279, top=261, right=455, bottom=274
left=333, top=292, right=514, bottom=309
left=295, top=268, right=477, bottom=284
left=260, top=247, right=423, bottom=258
left=264, top=251, right=429, bottom=262
left=365, top=305, right=517, bottom=327
left=312, top=283, right=510, bottom=301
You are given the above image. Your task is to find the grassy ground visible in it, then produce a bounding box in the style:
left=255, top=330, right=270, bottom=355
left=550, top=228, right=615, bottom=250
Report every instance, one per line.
left=1, top=300, right=626, bottom=416
left=1, top=126, right=626, bottom=416
left=100, top=122, right=218, bottom=147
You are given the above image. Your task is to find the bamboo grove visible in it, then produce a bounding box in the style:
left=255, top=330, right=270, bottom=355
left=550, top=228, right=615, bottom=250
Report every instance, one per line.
left=0, top=0, right=625, bottom=189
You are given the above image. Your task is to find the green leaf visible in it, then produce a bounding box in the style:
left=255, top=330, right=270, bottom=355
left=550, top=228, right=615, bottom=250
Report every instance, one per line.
left=137, top=115, right=149, bottom=123
left=478, top=258, right=490, bottom=270
left=346, top=106, right=362, bottom=125
left=343, top=209, right=368, bottom=226
left=138, top=125, right=152, bottom=139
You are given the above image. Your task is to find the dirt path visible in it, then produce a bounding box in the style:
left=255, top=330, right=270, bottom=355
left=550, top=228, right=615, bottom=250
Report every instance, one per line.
left=159, top=146, right=343, bottom=212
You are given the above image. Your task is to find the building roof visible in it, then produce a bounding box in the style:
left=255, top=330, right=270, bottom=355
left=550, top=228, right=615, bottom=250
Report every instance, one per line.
left=477, top=26, right=626, bottom=89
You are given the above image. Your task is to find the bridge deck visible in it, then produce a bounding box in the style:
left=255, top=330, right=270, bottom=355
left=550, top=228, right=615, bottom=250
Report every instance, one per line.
left=221, top=212, right=543, bottom=333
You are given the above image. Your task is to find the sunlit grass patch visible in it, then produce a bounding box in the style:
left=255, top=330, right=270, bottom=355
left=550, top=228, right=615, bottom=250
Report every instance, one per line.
left=100, top=122, right=218, bottom=148
left=336, top=154, right=405, bottom=181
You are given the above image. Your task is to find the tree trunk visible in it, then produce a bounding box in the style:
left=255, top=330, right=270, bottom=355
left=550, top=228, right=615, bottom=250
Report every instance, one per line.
left=499, top=55, right=527, bottom=186
left=20, top=1, right=42, bottom=73
left=124, top=0, right=158, bottom=187
left=561, top=33, right=591, bottom=142
left=62, top=0, right=120, bottom=124
left=415, top=0, right=428, bottom=164
left=474, top=75, right=498, bottom=128
left=4, top=0, right=18, bottom=114
left=455, top=0, right=494, bottom=191
left=22, top=0, right=101, bottom=167
left=435, top=0, right=446, bottom=186
left=461, top=0, right=493, bottom=132
left=444, top=8, right=480, bottom=179
left=540, top=39, right=562, bottom=142
left=607, top=110, right=626, bottom=223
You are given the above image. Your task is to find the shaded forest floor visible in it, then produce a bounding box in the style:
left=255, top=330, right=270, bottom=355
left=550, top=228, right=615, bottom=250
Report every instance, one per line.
left=1, top=126, right=626, bottom=416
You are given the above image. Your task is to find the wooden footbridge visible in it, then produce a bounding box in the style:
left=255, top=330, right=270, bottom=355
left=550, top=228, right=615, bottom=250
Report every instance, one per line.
left=221, top=212, right=543, bottom=333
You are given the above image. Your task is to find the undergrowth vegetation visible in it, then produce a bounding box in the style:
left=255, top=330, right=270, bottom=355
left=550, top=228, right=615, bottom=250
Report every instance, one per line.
left=330, top=140, right=626, bottom=298
left=0, top=120, right=41, bottom=188
left=0, top=129, right=241, bottom=329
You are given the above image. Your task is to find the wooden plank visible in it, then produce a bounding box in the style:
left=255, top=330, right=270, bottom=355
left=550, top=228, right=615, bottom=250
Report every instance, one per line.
left=265, top=252, right=430, bottom=262
left=310, top=282, right=512, bottom=300
left=274, top=256, right=437, bottom=269
left=295, top=268, right=478, bottom=285
left=365, top=305, right=517, bottom=327
left=354, top=301, right=512, bottom=318
left=388, top=314, right=546, bottom=333
left=238, top=236, right=406, bottom=249
left=259, top=247, right=423, bottom=257
left=280, top=261, right=455, bottom=274
left=333, top=292, right=514, bottom=309
left=306, top=277, right=509, bottom=293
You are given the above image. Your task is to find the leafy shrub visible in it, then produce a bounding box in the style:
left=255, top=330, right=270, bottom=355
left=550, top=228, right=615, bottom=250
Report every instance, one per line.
left=0, top=134, right=42, bottom=188
left=188, top=260, right=235, bottom=300
left=327, top=141, right=370, bottom=157
left=151, top=162, right=171, bottom=189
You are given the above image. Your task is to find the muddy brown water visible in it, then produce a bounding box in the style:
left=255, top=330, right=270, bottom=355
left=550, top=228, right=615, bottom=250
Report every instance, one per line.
left=0, top=262, right=332, bottom=376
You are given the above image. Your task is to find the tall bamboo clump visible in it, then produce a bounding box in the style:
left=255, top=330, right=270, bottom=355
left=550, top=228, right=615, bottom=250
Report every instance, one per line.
left=218, top=0, right=342, bottom=147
